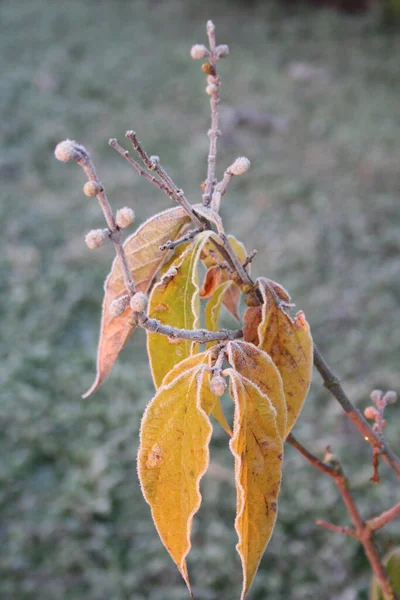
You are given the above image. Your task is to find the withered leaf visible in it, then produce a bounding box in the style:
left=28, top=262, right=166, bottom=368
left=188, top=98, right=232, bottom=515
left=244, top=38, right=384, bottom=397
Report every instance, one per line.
left=83, top=207, right=190, bottom=397
left=138, top=351, right=216, bottom=595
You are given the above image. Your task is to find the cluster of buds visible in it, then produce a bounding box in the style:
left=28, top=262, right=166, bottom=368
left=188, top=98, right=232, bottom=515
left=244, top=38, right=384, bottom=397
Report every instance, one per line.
left=210, top=374, right=227, bottom=397
left=190, top=20, right=229, bottom=97
left=364, top=389, right=397, bottom=434
left=108, top=292, right=148, bottom=319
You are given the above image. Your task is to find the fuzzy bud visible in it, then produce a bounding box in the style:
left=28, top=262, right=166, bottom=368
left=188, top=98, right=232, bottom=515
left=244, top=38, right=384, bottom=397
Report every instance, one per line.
left=130, top=292, right=148, bottom=313
left=109, top=294, right=129, bottom=318
left=206, top=83, right=218, bottom=95
left=116, top=207, right=135, bottom=229
left=85, top=228, right=109, bottom=249
left=364, top=406, right=379, bottom=420
left=216, top=44, right=230, bottom=59
left=191, top=44, right=208, bottom=60
left=202, top=62, right=215, bottom=76
left=383, top=390, right=397, bottom=405
left=83, top=180, right=103, bottom=197
left=54, top=139, right=86, bottom=162
left=229, top=156, right=251, bottom=176
left=210, top=375, right=227, bottom=397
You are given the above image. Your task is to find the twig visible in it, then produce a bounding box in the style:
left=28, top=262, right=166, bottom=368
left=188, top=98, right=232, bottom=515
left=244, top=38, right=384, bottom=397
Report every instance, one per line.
left=135, top=313, right=242, bottom=343
left=243, top=250, right=258, bottom=269
left=367, top=502, right=400, bottom=532
left=55, top=141, right=136, bottom=297
left=287, top=434, right=398, bottom=600
left=109, top=138, right=173, bottom=196
left=125, top=131, right=205, bottom=229
left=315, top=520, right=356, bottom=538
left=159, top=228, right=202, bottom=251
left=313, top=345, right=400, bottom=479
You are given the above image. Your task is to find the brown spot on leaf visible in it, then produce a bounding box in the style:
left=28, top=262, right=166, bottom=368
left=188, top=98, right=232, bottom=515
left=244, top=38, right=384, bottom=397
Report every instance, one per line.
left=146, top=443, right=164, bottom=469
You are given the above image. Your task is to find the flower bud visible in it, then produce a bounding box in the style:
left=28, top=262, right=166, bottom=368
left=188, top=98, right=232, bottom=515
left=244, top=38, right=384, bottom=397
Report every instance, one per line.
left=130, top=292, right=148, bottom=313
left=229, top=156, right=251, bottom=176
left=364, top=406, right=379, bottom=420
left=83, top=180, right=103, bottom=197
left=210, top=375, right=227, bottom=397
left=109, top=294, right=129, bottom=318
left=190, top=44, right=208, bottom=60
left=216, top=44, right=230, bottom=59
left=206, top=83, right=218, bottom=95
left=202, top=62, right=215, bottom=76
left=116, top=207, right=135, bottom=229
left=383, top=390, right=397, bottom=405
left=85, top=228, right=109, bottom=249
left=54, top=139, right=85, bottom=162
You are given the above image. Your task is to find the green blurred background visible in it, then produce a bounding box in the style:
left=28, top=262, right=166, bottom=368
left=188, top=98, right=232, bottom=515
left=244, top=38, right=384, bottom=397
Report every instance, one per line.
left=1, top=1, right=399, bottom=598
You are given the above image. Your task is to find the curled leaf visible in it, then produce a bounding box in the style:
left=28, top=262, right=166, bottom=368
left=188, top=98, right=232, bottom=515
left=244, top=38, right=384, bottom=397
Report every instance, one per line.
left=202, top=234, right=248, bottom=321
left=227, top=367, right=284, bottom=600
left=200, top=265, right=222, bottom=298
left=147, top=231, right=213, bottom=387
left=138, top=352, right=216, bottom=594
left=256, top=277, right=313, bottom=436
left=83, top=207, right=190, bottom=397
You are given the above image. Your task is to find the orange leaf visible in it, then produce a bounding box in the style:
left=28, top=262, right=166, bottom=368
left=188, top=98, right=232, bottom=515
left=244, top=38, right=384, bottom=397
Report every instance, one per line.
left=138, top=351, right=216, bottom=595
left=242, top=305, right=262, bottom=346
left=83, top=207, right=190, bottom=397
left=226, top=340, right=287, bottom=440
left=256, top=277, right=313, bottom=436
left=200, top=265, right=222, bottom=298
left=202, top=234, right=248, bottom=321
left=227, top=367, right=283, bottom=600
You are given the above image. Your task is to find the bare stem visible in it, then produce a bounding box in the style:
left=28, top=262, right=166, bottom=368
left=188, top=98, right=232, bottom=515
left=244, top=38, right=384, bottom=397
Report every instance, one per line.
left=125, top=131, right=205, bottom=229
left=288, top=434, right=398, bottom=600
left=59, top=142, right=136, bottom=297
left=367, top=502, right=400, bottom=532
left=203, top=20, right=221, bottom=207
left=159, top=228, right=202, bottom=251
left=135, top=313, right=242, bottom=343
left=315, top=520, right=356, bottom=538
left=313, top=344, right=400, bottom=479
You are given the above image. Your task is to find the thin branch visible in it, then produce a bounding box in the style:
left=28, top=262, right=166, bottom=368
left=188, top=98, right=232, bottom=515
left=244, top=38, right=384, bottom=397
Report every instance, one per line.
left=203, top=20, right=221, bottom=207
left=159, top=228, right=202, bottom=251
left=125, top=131, right=205, bottom=229
left=316, top=520, right=356, bottom=538
left=313, top=344, right=400, bottom=479
left=367, top=502, right=400, bottom=532
left=288, top=434, right=398, bottom=600
left=55, top=141, right=136, bottom=297
left=136, top=313, right=242, bottom=343
left=109, top=138, right=173, bottom=196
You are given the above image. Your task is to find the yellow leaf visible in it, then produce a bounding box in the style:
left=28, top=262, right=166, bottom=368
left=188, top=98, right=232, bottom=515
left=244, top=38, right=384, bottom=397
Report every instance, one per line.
left=202, top=234, right=248, bottom=321
left=226, top=340, right=287, bottom=440
left=138, top=351, right=216, bottom=594
left=147, top=232, right=212, bottom=388
left=204, top=280, right=233, bottom=342
left=83, top=207, right=190, bottom=398
left=211, top=397, right=232, bottom=437
left=256, top=277, right=313, bottom=436
left=227, top=367, right=283, bottom=600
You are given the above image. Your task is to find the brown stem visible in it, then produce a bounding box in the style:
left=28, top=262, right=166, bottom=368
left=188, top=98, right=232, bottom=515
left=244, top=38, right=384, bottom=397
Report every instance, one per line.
left=313, top=344, right=400, bottom=479
left=288, top=435, right=398, bottom=600
left=315, top=520, right=356, bottom=538
left=367, top=502, right=400, bottom=532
